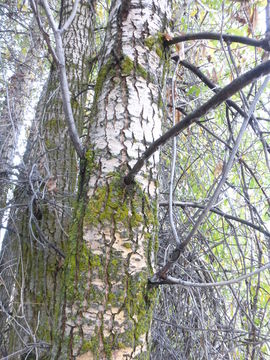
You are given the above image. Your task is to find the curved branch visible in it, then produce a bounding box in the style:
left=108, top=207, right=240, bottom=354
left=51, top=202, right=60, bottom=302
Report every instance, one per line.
left=124, top=60, right=270, bottom=184
left=179, top=59, right=270, bottom=154
left=166, top=32, right=270, bottom=51
left=60, top=0, right=80, bottom=33
left=149, top=262, right=270, bottom=287
left=31, top=0, right=85, bottom=158
left=179, top=59, right=246, bottom=117
left=152, top=75, right=270, bottom=282
left=54, top=31, right=85, bottom=158
left=40, top=0, right=58, bottom=31
left=159, top=201, right=270, bottom=237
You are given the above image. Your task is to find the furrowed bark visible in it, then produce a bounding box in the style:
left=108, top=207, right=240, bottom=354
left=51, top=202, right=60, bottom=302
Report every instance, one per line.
left=0, top=1, right=95, bottom=357
left=60, top=0, right=171, bottom=358
left=0, top=18, right=43, bottom=228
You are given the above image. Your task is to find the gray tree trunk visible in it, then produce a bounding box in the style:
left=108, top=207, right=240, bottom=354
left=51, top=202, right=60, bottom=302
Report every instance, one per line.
left=57, top=0, right=171, bottom=358
left=0, top=1, right=95, bottom=357
left=0, top=17, right=44, bottom=228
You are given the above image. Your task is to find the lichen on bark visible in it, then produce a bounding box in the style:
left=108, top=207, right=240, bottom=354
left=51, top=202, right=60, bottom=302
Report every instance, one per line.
left=60, top=0, right=171, bottom=358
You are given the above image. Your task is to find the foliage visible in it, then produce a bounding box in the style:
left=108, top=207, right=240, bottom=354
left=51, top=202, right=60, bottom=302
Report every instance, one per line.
left=151, top=0, right=270, bottom=359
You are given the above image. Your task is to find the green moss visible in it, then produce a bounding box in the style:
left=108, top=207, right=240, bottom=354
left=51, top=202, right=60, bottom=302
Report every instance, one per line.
left=60, top=167, right=158, bottom=357
left=117, top=328, right=134, bottom=348
left=95, top=59, right=115, bottom=100
left=121, top=56, right=149, bottom=81
left=81, top=334, right=99, bottom=354
left=121, top=56, right=134, bottom=76
left=47, top=118, right=58, bottom=129
left=61, top=151, right=94, bottom=302
left=144, top=32, right=165, bottom=58
left=125, top=272, right=157, bottom=349
left=103, top=335, right=113, bottom=358
left=90, top=59, right=116, bottom=120
left=85, top=174, right=133, bottom=227
left=81, top=340, right=92, bottom=352
left=144, top=36, right=156, bottom=50
left=137, top=63, right=148, bottom=80
left=155, top=47, right=163, bottom=58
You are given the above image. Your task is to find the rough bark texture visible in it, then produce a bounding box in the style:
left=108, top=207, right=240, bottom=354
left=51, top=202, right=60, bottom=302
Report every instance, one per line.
left=0, top=1, right=95, bottom=357
left=59, top=0, right=171, bottom=358
left=0, top=18, right=43, bottom=227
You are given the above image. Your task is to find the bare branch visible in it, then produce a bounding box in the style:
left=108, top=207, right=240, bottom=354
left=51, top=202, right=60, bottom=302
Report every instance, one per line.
left=151, top=75, right=269, bottom=281
left=30, top=0, right=85, bottom=158
left=60, top=0, right=80, bottom=34
left=124, top=60, right=270, bottom=184
left=40, top=0, right=58, bottom=32
left=159, top=201, right=270, bottom=237
left=29, top=0, right=59, bottom=63
left=179, top=58, right=270, bottom=154
left=149, top=262, right=270, bottom=287
left=178, top=59, right=246, bottom=117
left=166, top=32, right=270, bottom=51
left=169, top=57, right=181, bottom=246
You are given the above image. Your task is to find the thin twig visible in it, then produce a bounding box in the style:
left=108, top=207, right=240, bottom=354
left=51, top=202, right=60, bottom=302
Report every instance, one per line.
left=169, top=57, right=181, bottom=246
left=150, top=75, right=270, bottom=282
left=124, top=60, right=270, bottom=184
left=150, top=262, right=270, bottom=287
left=166, top=32, right=270, bottom=51
left=60, top=0, right=80, bottom=33
left=159, top=201, right=270, bottom=237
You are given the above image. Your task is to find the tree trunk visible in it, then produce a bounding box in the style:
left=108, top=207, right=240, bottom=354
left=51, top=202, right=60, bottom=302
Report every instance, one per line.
left=0, top=1, right=95, bottom=357
left=59, top=0, right=171, bottom=358
left=0, top=17, right=44, bottom=228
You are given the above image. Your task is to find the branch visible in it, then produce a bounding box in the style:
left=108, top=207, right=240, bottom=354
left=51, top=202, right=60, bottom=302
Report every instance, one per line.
left=149, top=262, right=270, bottom=287
left=192, top=122, right=270, bottom=208
left=31, top=0, right=85, bottom=158
left=159, top=201, right=270, bottom=237
left=179, top=59, right=270, bottom=153
left=60, top=0, right=80, bottom=33
left=54, top=31, right=85, bottom=158
left=29, top=0, right=59, bottom=63
left=124, top=60, right=270, bottom=184
left=166, top=32, right=270, bottom=51
left=150, top=75, right=269, bottom=282
left=179, top=59, right=246, bottom=117
left=40, top=0, right=58, bottom=32
left=169, top=57, right=181, bottom=246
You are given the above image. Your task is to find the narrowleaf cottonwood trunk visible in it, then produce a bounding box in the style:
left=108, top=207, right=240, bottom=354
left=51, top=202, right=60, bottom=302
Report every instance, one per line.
left=56, top=0, right=171, bottom=358
left=1, top=0, right=171, bottom=358
left=0, top=0, right=95, bottom=357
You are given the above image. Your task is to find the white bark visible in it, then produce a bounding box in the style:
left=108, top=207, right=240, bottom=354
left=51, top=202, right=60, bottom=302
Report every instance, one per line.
left=62, top=0, right=171, bottom=358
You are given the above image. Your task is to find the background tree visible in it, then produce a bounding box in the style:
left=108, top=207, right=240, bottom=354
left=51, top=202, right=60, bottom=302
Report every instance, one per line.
left=0, top=0, right=45, bottom=229
left=0, top=0, right=95, bottom=357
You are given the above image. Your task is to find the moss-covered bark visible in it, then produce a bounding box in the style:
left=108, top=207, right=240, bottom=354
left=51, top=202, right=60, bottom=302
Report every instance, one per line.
left=0, top=1, right=96, bottom=357
left=58, top=0, right=171, bottom=358
left=1, top=0, right=171, bottom=358
left=63, top=168, right=158, bottom=358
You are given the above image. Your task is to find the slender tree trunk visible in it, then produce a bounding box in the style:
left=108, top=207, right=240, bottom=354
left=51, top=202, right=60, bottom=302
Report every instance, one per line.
left=0, top=1, right=95, bottom=357
left=0, top=17, right=44, bottom=227
left=58, top=0, right=171, bottom=358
